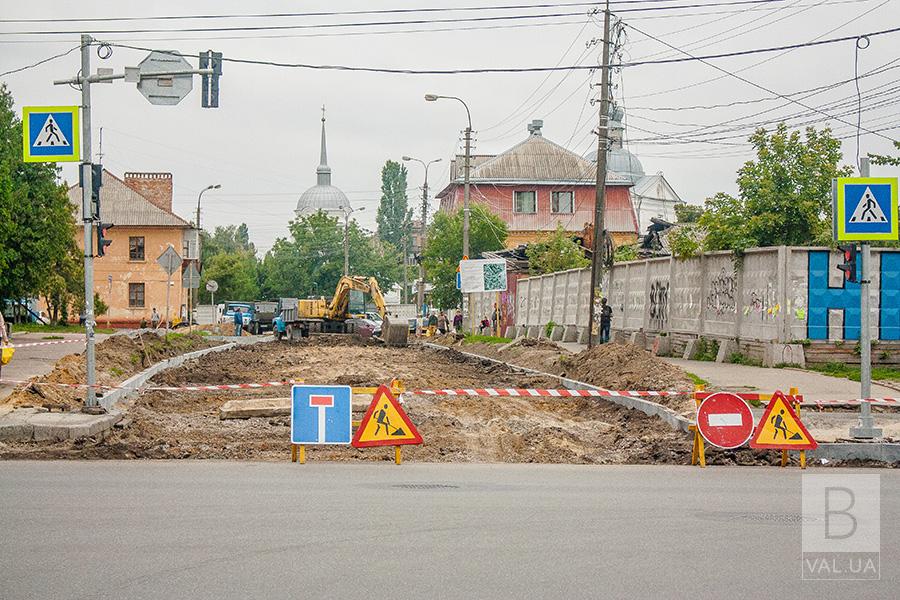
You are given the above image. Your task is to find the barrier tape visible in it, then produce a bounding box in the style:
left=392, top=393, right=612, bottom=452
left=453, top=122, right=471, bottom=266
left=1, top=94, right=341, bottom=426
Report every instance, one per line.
left=8, top=338, right=84, bottom=349
left=0, top=378, right=296, bottom=392
left=410, top=388, right=685, bottom=398
left=808, top=398, right=900, bottom=407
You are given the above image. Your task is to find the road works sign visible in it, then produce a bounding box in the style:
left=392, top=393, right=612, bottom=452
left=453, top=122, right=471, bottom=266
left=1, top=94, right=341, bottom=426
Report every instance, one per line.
left=750, top=390, right=817, bottom=450
left=291, top=385, right=352, bottom=445
left=22, top=106, right=80, bottom=163
left=833, top=177, right=899, bottom=241
left=696, top=392, right=754, bottom=449
left=352, top=385, right=422, bottom=448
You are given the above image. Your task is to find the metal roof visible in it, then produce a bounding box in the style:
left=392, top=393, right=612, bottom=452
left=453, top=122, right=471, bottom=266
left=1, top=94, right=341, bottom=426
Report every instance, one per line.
left=68, top=170, right=190, bottom=227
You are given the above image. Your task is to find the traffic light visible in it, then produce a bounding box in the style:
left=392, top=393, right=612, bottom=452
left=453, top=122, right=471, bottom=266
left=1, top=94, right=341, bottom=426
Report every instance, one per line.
left=837, top=243, right=858, bottom=283
left=200, top=49, right=222, bottom=108
left=96, top=222, right=114, bottom=257
left=79, top=163, right=103, bottom=219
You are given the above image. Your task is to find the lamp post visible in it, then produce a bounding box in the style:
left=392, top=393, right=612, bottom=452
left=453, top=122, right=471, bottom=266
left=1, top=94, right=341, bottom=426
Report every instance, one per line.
left=402, top=156, right=442, bottom=314
left=338, top=205, right=365, bottom=276
left=426, top=93, right=473, bottom=331
left=194, top=184, right=220, bottom=331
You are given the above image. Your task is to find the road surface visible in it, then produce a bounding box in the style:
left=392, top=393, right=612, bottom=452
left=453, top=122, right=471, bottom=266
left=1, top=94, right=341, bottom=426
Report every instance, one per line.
left=0, top=333, right=104, bottom=401
left=0, top=462, right=895, bottom=599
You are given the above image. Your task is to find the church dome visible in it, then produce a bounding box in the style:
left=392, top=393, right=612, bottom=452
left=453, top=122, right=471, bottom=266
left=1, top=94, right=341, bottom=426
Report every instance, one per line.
left=295, top=108, right=351, bottom=218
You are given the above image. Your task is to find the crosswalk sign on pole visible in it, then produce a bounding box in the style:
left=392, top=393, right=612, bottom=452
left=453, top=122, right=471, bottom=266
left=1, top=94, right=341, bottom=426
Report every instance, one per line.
left=22, top=106, right=80, bottom=163
left=750, top=390, right=817, bottom=450
left=833, top=177, right=899, bottom=241
left=352, top=385, right=423, bottom=448
left=291, top=385, right=352, bottom=445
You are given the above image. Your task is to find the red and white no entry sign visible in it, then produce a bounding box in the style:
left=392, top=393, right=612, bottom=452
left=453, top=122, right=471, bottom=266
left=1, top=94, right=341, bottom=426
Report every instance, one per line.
left=697, top=392, right=754, bottom=449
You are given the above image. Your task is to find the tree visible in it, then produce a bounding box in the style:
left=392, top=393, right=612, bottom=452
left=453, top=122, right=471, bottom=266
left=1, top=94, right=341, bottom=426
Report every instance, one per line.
left=700, top=124, right=852, bottom=253
left=199, top=223, right=260, bottom=301
left=422, top=205, right=508, bottom=309
left=0, top=84, right=77, bottom=310
left=200, top=223, right=255, bottom=262
left=869, top=141, right=900, bottom=167
left=260, top=210, right=401, bottom=300
left=674, top=203, right=703, bottom=224
left=526, top=225, right=589, bottom=274
left=376, top=160, right=412, bottom=251
left=40, top=241, right=82, bottom=323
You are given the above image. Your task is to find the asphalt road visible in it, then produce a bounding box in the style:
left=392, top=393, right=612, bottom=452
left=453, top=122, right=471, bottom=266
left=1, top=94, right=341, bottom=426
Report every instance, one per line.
left=0, top=462, right=895, bottom=600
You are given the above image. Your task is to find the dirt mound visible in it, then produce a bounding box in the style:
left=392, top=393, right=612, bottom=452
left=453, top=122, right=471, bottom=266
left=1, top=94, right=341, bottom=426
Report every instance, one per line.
left=3, top=332, right=219, bottom=409
left=508, top=337, right=563, bottom=351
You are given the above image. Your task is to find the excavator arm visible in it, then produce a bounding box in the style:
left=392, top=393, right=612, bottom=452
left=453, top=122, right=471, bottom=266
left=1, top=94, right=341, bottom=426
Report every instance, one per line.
left=325, top=276, right=387, bottom=320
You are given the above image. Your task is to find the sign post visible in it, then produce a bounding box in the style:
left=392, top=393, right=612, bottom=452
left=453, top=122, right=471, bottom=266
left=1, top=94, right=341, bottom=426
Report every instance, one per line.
left=206, top=279, right=219, bottom=332
left=157, top=246, right=182, bottom=331
left=832, top=161, right=897, bottom=438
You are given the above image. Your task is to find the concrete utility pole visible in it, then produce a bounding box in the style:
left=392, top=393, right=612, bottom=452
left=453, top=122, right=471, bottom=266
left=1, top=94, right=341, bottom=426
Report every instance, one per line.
left=402, top=156, right=442, bottom=314
left=587, top=2, right=612, bottom=350
left=339, top=205, right=364, bottom=276
left=851, top=156, right=882, bottom=438
left=195, top=184, right=220, bottom=328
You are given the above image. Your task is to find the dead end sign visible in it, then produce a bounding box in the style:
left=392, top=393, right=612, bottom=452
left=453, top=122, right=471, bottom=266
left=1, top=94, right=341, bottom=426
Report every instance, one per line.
left=697, top=392, right=754, bottom=449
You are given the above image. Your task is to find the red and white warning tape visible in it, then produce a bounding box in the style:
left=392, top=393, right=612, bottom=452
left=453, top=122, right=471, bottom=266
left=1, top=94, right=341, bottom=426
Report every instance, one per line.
left=0, top=378, right=296, bottom=392
left=410, top=387, right=685, bottom=398
left=806, top=398, right=900, bottom=407
left=8, top=338, right=84, bottom=349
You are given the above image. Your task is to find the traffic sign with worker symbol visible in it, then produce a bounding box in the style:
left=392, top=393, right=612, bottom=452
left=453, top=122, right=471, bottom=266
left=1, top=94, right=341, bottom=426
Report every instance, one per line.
left=291, top=385, right=352, bottom=445
left=352, top=385, right=423, bottom=447
left=750, top=390, right=817, bottom=450
left=22, top=106, right=80, bottom=163
left=834, top=177, right=899, bottom=241
left=696, top=392, right=754, bottom=449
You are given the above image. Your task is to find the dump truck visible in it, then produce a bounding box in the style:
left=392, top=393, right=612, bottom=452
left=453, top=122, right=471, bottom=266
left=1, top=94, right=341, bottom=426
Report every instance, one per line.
left=277, top=276, right=393, bottom=340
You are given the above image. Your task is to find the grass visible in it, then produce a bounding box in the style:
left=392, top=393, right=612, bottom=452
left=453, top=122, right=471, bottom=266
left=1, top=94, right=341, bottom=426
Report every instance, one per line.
left=694, top=338, right=719, bottom=362
left=807, top=362, right=900, bottom=382
left=42, top=335, right=64, bottom=340
left=728, top=352, right=763, bottom=367
left=13, top=322, right=115, bottom=334
left=685, top=372, right=709, bottom=388
left=463, top=334, right=513, bottom=345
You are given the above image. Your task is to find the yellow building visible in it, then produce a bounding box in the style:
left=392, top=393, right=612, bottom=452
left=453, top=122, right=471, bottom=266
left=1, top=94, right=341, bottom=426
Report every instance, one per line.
left=68, top=171, right=193, bottom=327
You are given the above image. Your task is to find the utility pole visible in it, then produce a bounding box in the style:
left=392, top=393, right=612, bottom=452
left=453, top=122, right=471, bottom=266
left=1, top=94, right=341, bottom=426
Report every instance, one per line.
left=402, top=156, right=441, bottom=315
left=587, top=2, right=611, bottom=350
left=343, top=210, right=350, bottom=276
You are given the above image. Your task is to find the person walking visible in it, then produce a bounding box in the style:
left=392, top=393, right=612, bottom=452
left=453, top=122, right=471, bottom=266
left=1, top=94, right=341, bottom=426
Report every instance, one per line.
left=437, top=311, right=448, bottom=335
left=427, top=312, right=438, bottom=337
left=453, top=310, right=463, bottom=333
left=599, top=297, right=613, bottom=344
left=233, top=308, right=244, bottom=337
left=150, top=308, right=161, bottom=330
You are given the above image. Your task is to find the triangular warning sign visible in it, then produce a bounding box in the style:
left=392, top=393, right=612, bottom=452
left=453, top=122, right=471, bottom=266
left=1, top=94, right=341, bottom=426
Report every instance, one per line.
left=750, top=390, right=817, bottom=450
left=33, top=114, right=70, bottom=148
left=352, top=385, right=423, bottom=448
left=849, top=186, right=888, bottom=223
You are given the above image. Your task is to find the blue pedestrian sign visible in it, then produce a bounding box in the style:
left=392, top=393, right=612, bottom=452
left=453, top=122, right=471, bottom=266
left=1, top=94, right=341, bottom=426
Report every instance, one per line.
left=833, top=177, right=899, bottom=241
left=22, top=106, right=80, bottom=163
left=290, top=384, right=352, bottom=444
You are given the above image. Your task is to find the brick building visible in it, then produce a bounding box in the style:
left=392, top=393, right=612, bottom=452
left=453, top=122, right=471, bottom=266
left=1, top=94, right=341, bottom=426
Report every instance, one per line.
left=436, top=120, right=638, bottom=249
left=68, top=171, right=193, bottom=327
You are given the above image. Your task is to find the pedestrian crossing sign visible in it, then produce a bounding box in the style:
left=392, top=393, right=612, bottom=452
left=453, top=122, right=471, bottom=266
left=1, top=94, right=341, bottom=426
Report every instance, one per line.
left=834, top=177, right=898, bottom=241
left=22, top=106, right=80, bottom=163
left=750, top=390, right=817, bottom=450
left=352, top=385, right=422, bottom=448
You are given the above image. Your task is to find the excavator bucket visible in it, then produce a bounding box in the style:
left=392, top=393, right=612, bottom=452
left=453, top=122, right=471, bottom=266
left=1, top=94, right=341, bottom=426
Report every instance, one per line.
left=382, top=318, right=409, bottom=347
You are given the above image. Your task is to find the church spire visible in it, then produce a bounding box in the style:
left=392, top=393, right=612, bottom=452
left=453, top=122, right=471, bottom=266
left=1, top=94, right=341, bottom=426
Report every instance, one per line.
left=316, top=105, right=331, bottom=186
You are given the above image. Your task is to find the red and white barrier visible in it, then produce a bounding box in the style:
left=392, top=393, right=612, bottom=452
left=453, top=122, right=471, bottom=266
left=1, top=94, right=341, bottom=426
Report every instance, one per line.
left=8, top=338, right=84, bottom=349
left=0, top=378, right=296, bottom=392
left=409, top=387, right=685, bottom=398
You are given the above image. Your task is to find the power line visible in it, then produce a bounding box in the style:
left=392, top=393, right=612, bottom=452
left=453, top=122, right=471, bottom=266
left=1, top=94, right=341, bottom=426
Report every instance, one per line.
left=0, top=43, right=82, bottom=77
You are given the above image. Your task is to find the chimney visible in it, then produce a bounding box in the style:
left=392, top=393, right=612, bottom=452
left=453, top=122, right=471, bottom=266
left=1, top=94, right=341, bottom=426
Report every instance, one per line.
left=527, top=119, right=544, bottom=136
left=124, top=172, right=173, bottom=212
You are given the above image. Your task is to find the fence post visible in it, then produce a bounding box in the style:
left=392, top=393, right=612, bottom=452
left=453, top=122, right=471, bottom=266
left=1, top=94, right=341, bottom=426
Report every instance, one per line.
left=667, top=254, right=676, bottom=335
left=777, top=245, right=788, bottom=343
left=734, top=257, right=744, bottom=340
left=643, top=261, right=652, bottom=331
left=698, top=252, right=708, bottom=336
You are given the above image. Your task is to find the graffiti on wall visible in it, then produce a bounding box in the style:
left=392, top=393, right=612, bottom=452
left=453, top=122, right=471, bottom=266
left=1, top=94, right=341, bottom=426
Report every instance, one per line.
left=649, top=280, right=669, bottom=330
left=745, top=284, right=781, bottom=321
left=706, top=267, right=736, bottom=316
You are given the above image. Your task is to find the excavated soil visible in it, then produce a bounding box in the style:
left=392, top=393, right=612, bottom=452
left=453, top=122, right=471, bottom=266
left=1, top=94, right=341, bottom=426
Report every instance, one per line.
left=0, top=339, right=693, bottom=463
left=2, top=332, right=220, bottom=409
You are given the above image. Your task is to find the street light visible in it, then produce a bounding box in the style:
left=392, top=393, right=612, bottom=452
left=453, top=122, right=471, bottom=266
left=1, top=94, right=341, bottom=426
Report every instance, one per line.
left=193, top=184, right=221, bottom=331
left=402, top=156, right=442, bottom=314
left=338, top=205, right=365, bottom=276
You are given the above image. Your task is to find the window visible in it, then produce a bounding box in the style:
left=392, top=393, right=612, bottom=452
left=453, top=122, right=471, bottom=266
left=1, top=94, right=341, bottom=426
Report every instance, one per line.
left=129, top=236, right=145, bottom=261
left=128, top=283, right=145, bottom=308
left=514, top=190, right=536, bottom=213
left=551, top=191, right=574, bottom=214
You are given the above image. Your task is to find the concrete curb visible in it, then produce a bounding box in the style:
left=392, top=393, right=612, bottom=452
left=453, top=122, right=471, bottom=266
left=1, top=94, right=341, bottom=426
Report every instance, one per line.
left=809, top=443, right=900, bottom=464
left=419, top=342, right=694, bottom=433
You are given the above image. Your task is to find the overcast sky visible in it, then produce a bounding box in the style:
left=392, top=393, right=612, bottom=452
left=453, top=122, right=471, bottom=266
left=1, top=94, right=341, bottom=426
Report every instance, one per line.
left=1, top=0, right=898, bottom=253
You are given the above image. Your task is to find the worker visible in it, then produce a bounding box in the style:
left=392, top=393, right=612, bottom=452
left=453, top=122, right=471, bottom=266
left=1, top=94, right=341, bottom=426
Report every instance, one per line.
left=233, top=307, right=243, bottom=337
left=427, top=312, right=438, bottom=337
left=150, top=308, right=161, bottom=330
left=437, top=311, right=448, bottom=335
left=479, top=316, right=491, bottom=334
left=600, top=297, right=613, bottom=344
left=453, top=310, right=463, bottom=333
left=0, top=309, right=8, bottom=345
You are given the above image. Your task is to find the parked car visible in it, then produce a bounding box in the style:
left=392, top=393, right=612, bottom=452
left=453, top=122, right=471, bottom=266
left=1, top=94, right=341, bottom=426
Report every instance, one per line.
left=346, top=317, right=381, bottom=338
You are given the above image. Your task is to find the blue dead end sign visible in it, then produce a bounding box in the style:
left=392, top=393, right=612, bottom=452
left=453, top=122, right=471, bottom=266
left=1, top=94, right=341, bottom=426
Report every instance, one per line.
left=22, top=106, right=80, bottom=163
left=834, top=177, right=899, bottom=241
left=290, top=385, right=352, bottom=444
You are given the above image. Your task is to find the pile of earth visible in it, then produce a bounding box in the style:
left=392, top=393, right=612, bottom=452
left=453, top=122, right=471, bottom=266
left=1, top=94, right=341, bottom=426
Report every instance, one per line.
left=3, top=332, right=220, bottom=409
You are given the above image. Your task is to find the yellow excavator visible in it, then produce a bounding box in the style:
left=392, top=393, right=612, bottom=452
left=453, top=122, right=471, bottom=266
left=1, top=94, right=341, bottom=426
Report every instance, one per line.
left=277, top=276, right=388, bottom=340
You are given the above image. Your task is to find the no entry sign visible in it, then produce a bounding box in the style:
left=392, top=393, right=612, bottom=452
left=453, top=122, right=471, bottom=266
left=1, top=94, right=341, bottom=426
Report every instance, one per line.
left=697, top=392, right=754, bottom=449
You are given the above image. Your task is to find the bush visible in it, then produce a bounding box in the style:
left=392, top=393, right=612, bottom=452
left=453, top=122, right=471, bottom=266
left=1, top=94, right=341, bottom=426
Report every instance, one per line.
left=694, top=338, right=719, bottom=361
left=544, top=320, right=557, bottom=338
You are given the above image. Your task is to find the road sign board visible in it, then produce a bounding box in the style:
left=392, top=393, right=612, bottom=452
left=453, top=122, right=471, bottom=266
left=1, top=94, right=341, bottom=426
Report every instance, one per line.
left=696, top=392, right=754, bottom=449
left=22, top=106, right=79, bottom=163
left=205, top=279, right=219, bottom=293
left=137, top=51, right=194, bottom=105
left=156, top=246, right=182, bottom=276
left=833, top=177, right=899, bottom=241
left=459, top=258, right=507, bottom=293
left=291, top=385, right=352, bottom=445
left=182, top=261, right=200, bottom=289
left=750, top=390, right=817, bottom=450
left=352, top=385, right=422, bottom=448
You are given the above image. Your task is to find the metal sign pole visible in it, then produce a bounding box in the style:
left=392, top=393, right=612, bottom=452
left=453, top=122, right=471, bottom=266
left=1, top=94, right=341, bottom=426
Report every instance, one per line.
left=79, top=34, right=98, bottom=411
left=165, top=273, right=171, bottom=332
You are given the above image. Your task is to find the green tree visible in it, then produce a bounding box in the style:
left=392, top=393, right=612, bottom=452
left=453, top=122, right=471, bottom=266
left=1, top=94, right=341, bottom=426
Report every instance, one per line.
left=869, top=141, right=900, bottom=167
left=526, top=225, right=589, bottom=274
left=200, top=223, right=255, bottom=262
left=0, top=84, right=77, bottom=310
left=422, top=205, right=508, bottom=309
left=674, top=203, right=703, bottom=223
left=201, top=252, right=260, bottom=302
left=700, top=124, right=852, bottom=253
left=40, top=241, right=83, bottom=323
left=376, top=160, right=412, bottom=250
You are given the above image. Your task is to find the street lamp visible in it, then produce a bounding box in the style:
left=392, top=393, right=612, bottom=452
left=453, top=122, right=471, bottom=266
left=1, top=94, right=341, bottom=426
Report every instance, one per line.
left=193, top=184, right=221, bottom=331
left=338, top=205, right=365, bottom=276
left=402, top=156, right=442, bottom=314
